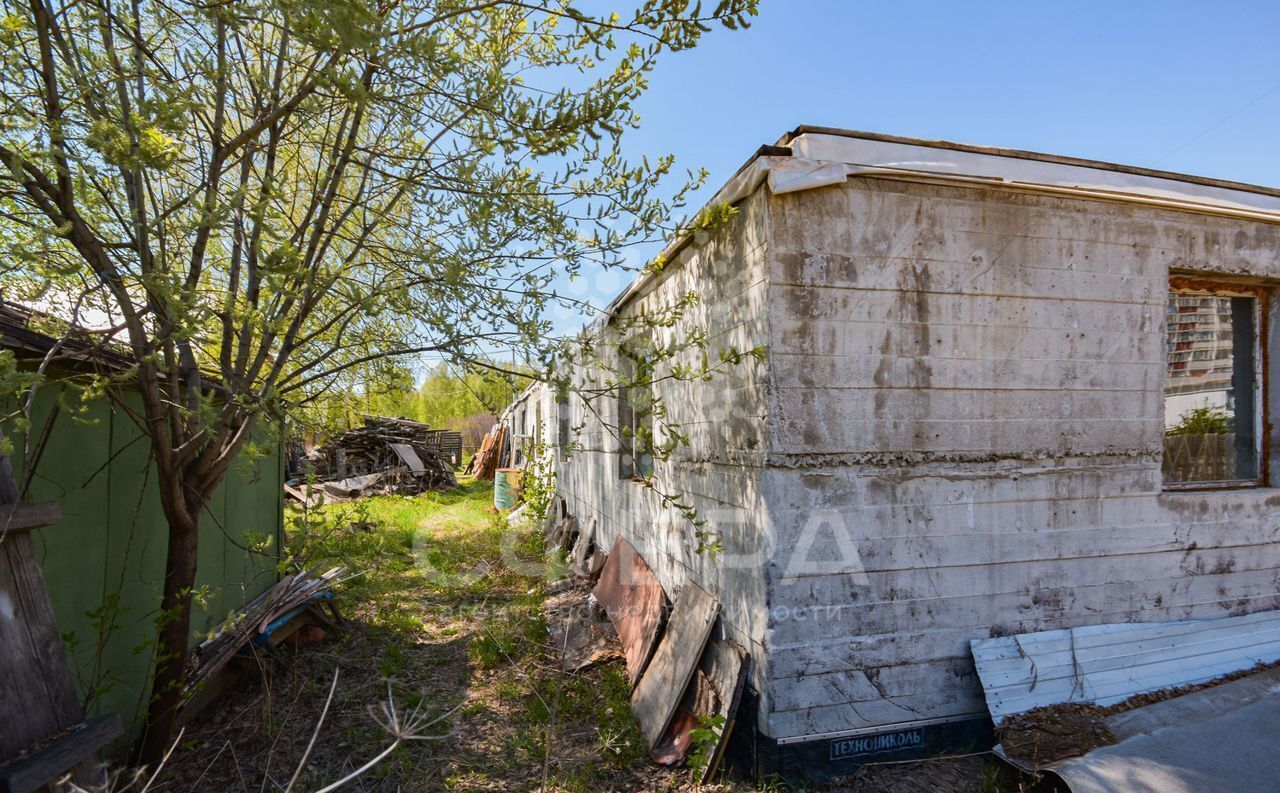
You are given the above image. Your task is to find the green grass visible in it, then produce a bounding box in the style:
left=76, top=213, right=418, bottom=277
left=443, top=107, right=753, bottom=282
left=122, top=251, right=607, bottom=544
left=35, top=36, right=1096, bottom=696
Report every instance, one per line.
left=285, top=478, right=549, bottom=630
left=173, top=478, right=660, bottom=791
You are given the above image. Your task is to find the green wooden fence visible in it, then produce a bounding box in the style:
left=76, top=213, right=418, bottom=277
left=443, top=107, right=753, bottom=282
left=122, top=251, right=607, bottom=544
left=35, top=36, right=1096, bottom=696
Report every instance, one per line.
left=9, top=380, right=282, bottom=751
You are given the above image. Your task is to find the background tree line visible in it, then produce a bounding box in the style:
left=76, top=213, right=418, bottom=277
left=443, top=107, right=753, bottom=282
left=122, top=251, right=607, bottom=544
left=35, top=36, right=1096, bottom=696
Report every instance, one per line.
left=302, top=360, right=532, bottom=450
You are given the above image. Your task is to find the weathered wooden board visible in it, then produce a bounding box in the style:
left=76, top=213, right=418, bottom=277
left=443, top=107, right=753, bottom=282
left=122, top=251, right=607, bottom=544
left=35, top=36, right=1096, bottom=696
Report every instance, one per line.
left=569, top=518, right=596, bottom=577
left=631, top=582, right=720, bottom=748
left=0, top=714, right=120, bottom=793
left=648, top=635, right=748, bottom=777
left=592, top=538, right=666, bottom=686
left=551, top=515, right=577, bottom=552
left=0, top=445, right=100, bottom=787
left=700, top=638, right=749, bottom=782
left=0, top=502, right=61, bottom=535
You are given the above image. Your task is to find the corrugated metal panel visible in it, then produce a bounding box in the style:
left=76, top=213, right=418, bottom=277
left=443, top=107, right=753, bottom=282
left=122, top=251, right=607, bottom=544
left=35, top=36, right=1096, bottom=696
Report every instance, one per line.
left=970, top=610, right=1280, bottom=724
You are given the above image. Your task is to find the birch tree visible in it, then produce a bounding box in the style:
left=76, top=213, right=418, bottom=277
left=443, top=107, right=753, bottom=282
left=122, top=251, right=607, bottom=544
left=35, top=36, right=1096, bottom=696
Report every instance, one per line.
left=0, top=0, right=755, bottom=761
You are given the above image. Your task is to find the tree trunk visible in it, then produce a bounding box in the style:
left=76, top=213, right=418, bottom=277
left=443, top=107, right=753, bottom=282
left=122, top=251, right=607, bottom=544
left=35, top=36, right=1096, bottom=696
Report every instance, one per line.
left=137, top=490, right=201, bottom=765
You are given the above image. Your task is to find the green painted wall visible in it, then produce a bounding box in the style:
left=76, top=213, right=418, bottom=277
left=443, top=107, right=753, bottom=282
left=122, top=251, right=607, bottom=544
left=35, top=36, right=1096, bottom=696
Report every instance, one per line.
left=10, top=381, right=282, bottom=748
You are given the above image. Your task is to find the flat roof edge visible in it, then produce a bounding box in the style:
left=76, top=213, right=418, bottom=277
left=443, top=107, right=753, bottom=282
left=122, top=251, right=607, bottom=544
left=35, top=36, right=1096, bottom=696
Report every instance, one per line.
left=779, top=125, right=1280, bottom=202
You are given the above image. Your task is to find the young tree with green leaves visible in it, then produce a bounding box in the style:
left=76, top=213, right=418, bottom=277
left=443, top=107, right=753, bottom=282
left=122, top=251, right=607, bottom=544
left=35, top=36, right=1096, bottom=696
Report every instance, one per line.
left=0, top=0, right=756, bottom=761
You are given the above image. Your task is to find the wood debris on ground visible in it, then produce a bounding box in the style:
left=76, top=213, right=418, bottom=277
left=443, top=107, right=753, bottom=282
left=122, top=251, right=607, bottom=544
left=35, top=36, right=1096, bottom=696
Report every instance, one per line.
left=544, top=582, right=624, bottom=673
left=185, top=565, right=344, bottom=700
left=287, top=415, right=458, bottom=503
left=545, top=507, right=749, bottom=781
left=996, top=702, right=1116, bottom=767
left=995, top=658, right=1280, bottom=769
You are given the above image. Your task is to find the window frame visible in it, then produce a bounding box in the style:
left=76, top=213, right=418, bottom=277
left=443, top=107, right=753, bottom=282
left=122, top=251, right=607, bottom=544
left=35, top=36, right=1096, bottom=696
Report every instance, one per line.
left=617, top=339, right=655, bottom=482
left=556, top=382, right=572, bottom=462
left=1162, top=275, right=1269, bottom=492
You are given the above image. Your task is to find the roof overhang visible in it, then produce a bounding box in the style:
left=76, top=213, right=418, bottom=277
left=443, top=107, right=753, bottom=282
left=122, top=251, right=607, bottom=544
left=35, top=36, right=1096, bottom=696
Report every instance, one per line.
left=593, top=127, right=1280, bottom=324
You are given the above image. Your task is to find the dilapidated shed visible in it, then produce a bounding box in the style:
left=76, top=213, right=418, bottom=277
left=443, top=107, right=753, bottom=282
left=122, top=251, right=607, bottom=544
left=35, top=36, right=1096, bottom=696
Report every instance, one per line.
left=548, top=128, right=1280, bottom=779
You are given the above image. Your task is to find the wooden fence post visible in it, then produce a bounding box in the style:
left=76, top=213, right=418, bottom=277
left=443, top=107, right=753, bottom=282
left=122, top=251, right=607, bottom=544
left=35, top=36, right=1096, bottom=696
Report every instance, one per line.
left=0, top=441, right=120, bottom=792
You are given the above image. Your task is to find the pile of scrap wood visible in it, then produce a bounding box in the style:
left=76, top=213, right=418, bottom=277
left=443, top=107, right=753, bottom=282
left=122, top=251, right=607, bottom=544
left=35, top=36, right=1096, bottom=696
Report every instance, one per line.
left=287, top=415, right=458, bottom=504
left=466, top=421, right=508, bottom=480
left=540, top=501, right=748, bottom=781
left=185, top=566, right=344, bottom=700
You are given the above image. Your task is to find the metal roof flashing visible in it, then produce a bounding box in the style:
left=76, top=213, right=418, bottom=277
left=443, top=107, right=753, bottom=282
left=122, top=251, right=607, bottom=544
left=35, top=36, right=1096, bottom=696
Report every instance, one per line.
left=585, top=127, right=1280, bottom=335
left=781, top=126, right=1280, bottom=202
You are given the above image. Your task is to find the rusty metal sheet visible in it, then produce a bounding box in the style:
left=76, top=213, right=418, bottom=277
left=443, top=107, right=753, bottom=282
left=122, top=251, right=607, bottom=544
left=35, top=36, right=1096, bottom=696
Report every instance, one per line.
left=631, top=581, right=720, bottom=748
left=650, top=668, right=717, bottom=765
left=592, top=537, right=667, bottom=687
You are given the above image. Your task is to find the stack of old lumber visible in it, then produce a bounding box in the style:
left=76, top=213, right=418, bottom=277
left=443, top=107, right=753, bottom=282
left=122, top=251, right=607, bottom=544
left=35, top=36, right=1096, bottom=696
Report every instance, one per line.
left=467, top=422, right=507, bottom=479
left=289, top=415, right=458, bottom=503
left=359, top=415, right=462, bottom=464
left=185, top=566, right=343, bottom=699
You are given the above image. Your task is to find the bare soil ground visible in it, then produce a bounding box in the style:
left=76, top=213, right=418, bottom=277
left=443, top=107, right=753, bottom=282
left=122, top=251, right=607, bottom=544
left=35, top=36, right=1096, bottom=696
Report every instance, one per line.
left=994, top=659, right=1280, bottom=772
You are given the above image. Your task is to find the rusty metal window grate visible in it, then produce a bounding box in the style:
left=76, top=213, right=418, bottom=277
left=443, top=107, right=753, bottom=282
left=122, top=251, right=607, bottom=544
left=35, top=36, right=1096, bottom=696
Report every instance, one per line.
left=1163, top=282, right=1263, bottom=488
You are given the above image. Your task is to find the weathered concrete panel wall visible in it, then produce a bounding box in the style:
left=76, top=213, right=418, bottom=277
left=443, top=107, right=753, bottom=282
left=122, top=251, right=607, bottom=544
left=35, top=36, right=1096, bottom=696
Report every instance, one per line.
left=556, top=189, right=775, bottom=694
left=761, top=178, right=1280, bottom=740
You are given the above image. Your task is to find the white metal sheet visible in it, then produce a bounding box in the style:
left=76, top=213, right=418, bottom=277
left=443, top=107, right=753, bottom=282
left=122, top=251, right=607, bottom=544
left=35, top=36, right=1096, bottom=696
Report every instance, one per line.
left=790, top=132, right=1280, bottom=217
left=970, top=610, right=1280, bottom=725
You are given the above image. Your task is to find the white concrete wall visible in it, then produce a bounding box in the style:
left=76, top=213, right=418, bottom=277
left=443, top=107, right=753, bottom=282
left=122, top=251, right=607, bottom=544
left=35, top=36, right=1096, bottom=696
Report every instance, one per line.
left=761, top=177, right=1280, bottom=740
left=555, top=189, right=775, bottom=696
left=504, top=381, right=552, bottom=467
left=555, top=171, right=1280, bottom=747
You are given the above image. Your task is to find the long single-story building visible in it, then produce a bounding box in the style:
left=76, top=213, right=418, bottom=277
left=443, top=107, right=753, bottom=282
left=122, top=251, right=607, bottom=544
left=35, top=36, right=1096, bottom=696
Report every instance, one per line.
left=546, top=127, right=1280, bottom=779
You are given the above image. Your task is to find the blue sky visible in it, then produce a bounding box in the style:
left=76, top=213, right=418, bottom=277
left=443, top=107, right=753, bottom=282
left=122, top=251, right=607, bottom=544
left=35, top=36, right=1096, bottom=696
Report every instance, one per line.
left=521, top=1, right=1280, bottom=356
left=629, top=0, right=1280, bottom=193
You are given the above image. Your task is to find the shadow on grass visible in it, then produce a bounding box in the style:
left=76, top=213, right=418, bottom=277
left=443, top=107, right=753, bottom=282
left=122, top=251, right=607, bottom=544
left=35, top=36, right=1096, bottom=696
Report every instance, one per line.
left=157, top=478, right=656, bottom=792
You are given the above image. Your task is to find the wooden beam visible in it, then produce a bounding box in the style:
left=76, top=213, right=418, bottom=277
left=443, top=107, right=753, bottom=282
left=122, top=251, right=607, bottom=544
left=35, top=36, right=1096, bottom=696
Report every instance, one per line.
left=0, top=714, right=121, bottom=793
left=0, top=503, right=61, bottom=535
left=0, top=442, right=96, bottom=787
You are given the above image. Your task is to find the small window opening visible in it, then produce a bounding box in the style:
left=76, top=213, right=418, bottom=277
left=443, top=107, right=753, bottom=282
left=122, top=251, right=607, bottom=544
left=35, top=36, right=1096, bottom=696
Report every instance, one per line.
left=1163, top=284, right=1263, bottom=488
left=618, top=341, right=655, bottom=480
